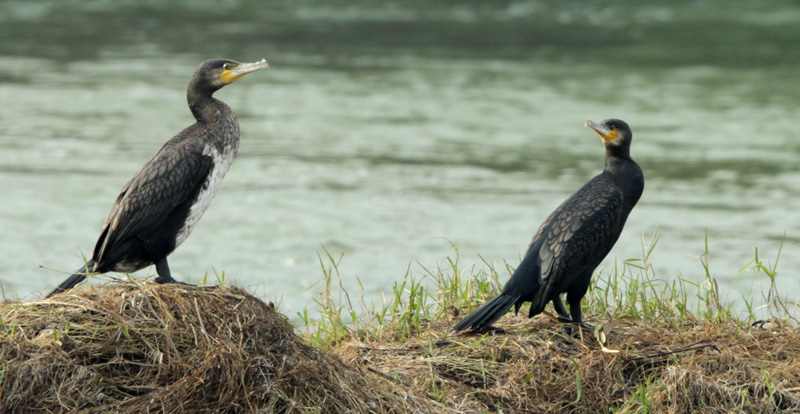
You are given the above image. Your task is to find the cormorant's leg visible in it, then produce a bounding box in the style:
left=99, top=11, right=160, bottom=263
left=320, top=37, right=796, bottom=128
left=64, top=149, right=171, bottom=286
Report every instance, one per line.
left=566, top=301, right=594, bottom=330
left=566, top=275, right=594, bottom=330
left=153, top=258, right=174, bottom=283
left=553, top=296, right=573, bottom=323
left=153, top=258, right=193, bottom=286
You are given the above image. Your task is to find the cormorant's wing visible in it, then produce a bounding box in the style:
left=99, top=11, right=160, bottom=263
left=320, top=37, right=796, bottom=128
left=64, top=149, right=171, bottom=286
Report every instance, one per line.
left=92, top=139, right=214, bottom=264
left=529, top=174, right=625, bottom=310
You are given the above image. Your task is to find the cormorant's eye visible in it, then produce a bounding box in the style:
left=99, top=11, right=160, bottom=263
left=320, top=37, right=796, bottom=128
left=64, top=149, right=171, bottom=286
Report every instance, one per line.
left=222, top=63, right=230, bottom=70
left=608, top=125, right=616, bottom=131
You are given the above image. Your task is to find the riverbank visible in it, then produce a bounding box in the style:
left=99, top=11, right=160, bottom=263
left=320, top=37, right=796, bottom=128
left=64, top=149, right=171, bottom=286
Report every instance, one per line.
left=1, top=244, right=798, bottom=412
left=308, top=243, right=800, bottom=413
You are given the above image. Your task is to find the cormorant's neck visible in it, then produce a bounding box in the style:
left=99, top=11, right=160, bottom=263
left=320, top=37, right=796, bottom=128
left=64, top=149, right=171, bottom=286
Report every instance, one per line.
left=187, top=82, right=228, bottom=123
left=606, top=145, right=631, bottom=165
left=604, top=146, right=644, bottom=208
left=604, top=146, right=635, bottom=173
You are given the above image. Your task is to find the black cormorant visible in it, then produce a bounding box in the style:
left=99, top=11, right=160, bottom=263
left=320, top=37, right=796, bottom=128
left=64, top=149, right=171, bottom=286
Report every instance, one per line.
left=452, top=119, right=644, bottom=332
left=45, top=58, right=269, bottom=298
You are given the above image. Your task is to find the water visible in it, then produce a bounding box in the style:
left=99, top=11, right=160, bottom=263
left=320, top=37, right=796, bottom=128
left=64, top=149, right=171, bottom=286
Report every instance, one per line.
left=1, top=1, right=799, bottom=319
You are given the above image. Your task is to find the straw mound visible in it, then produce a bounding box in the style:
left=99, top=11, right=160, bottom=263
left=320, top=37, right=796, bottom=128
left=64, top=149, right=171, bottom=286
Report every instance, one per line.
left=5, top=284, right=798, bottom=413
left=334, top=314, right=800, bottom=413
left=0, top=284, right=438, bottom=414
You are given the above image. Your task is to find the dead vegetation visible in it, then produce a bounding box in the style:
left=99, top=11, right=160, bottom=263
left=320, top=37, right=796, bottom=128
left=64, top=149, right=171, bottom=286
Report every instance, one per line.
left=2, top=239, right=799, bottom=414
left=334, top=313, right=800, bottom=413
left=0, top=284, right=440, bottom=413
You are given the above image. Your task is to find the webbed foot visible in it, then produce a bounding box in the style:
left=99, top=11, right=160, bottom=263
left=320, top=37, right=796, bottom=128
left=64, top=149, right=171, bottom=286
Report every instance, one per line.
left=558, top=316, right=595, bottom=331
left=557, top=314, right=574, bottom=323
left=154, top=276, right=194, bottom=286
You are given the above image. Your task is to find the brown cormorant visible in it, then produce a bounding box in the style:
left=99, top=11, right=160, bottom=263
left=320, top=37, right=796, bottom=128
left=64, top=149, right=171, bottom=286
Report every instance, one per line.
left=45, top=58, right=269, bottom=297
left=452, top=119, right=644, bottom=331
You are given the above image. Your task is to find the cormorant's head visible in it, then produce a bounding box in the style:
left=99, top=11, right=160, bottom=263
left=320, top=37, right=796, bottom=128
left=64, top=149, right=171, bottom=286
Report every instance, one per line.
left=585, top=119, right=632, bottom=150
left=191, top=58, right=270, bottom=94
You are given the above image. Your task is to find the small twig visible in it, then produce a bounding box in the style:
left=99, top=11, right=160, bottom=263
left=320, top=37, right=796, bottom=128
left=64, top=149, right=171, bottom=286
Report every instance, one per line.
left=29, top=300, right=90, bottom=311
left=194, top=297, right=212, bottom=348
left=355, top=340, right=451, bottom=353
left=366, top=366, right=443, bottom=403
left=438, top=371, right=487, bottom=388
left=456, top=326, right=507, bottom=336
left=356, top=345, right=413, bottom=352
left=367, top=366, right=412, bottom=387
left=624, top=340, right=720, bottom=361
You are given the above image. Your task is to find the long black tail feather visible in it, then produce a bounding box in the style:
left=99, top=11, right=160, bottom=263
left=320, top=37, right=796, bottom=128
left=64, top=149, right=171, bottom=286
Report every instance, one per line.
left=45, top=263, right=92, bottom=298
left=452, top=294, right=519, bottom=332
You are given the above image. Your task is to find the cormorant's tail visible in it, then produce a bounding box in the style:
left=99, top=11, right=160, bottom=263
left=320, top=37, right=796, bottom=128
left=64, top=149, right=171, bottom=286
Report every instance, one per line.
left=45, top=263, right=93, bottom=298
left=452, top=294, right=519, bottom=332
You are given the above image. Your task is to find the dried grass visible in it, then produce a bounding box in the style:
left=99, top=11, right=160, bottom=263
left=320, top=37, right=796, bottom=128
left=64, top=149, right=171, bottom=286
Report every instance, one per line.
left=333, top=313, right=800, bottom=413
left=3, top=273, right=799, bottom=413
left=0, top=284, right=444, bottom=413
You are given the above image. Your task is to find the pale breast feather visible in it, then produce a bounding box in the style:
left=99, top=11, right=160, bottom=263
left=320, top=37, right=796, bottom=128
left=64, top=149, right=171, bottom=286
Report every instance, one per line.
left=174, top=142, right=239, bottom=247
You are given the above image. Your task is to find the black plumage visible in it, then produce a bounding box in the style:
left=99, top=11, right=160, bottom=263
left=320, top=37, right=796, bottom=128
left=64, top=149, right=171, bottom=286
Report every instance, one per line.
left=453, top=119, right=644, bottom=332
left=45, top=58, right=269, bottom=297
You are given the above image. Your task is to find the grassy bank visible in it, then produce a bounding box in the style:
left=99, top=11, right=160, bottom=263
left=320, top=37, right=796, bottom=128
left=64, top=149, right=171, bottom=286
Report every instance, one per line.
left=1, top=233, right=798, bottom=413
left=300, top=232, right=800, bottom=413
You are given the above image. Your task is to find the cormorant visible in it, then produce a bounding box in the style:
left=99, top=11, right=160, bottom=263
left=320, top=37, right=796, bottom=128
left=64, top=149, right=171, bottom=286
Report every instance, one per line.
left=452, top=119, right=644, bottom=332
left=45, top=58, right=269, bottom=298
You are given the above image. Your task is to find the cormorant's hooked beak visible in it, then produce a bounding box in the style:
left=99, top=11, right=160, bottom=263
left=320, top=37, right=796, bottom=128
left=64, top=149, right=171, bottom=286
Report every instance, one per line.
left=585, top=120, right=617, bottom=143
left=220, top=59, right=270, bottom=83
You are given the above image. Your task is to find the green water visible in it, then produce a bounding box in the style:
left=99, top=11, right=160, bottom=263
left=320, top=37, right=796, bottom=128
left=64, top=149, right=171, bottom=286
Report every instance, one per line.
left=1, top=1, right=799, bottom=317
